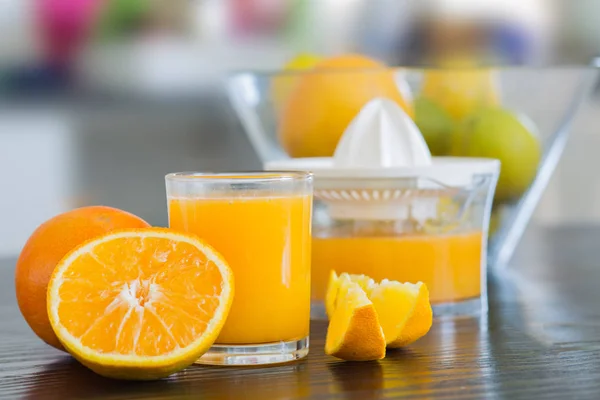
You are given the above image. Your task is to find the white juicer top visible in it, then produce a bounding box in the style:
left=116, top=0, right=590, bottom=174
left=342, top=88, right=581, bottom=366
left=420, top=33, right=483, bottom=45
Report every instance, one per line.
left=333, top=98, right=432, bottom=169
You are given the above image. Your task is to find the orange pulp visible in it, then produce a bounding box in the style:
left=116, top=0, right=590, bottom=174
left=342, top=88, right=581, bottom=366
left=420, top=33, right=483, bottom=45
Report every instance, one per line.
left=312, top=231, right=483, bottom=304
left=168, top=195, right=312, bottom=344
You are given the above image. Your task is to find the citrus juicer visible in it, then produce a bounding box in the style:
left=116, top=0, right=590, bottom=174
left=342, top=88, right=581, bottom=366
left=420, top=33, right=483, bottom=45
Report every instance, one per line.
left=265, top=98, right=500, bottom=317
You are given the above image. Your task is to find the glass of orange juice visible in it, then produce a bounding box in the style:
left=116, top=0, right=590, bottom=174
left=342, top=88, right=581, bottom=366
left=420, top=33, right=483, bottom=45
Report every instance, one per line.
left=165, top=172, right=313, bottom=365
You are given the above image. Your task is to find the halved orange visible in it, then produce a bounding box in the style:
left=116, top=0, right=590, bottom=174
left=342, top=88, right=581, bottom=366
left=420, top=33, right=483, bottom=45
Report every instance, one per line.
left=325, top=279, right=386, bottom=361
left=47, top=228, right=234, bottom=380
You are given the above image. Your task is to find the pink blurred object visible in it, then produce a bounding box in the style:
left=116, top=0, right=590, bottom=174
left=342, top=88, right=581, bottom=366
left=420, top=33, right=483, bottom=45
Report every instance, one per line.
left=230, top=0, right=289, bottom=36
left=37, top=0, right=101, bottom=68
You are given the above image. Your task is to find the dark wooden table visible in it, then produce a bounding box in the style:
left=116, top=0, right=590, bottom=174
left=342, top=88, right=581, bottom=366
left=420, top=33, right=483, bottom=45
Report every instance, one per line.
left=3, top=226, right=600, bottom=399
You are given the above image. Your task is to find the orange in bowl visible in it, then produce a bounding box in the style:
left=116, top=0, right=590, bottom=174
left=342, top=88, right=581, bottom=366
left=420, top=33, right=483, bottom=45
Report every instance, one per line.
left=279, top=54, right=413, bottom=158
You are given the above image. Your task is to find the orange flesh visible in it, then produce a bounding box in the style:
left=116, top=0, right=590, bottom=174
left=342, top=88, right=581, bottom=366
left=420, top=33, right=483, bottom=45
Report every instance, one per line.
left=312, top=231, right=482, bottom=304
left=168, top=195, right=311, bottom=344
left=56, top=236, right=224, bottom=356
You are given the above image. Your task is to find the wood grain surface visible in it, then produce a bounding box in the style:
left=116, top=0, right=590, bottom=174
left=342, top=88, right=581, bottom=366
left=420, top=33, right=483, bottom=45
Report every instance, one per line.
left=2, top=226, right=600, bottom=399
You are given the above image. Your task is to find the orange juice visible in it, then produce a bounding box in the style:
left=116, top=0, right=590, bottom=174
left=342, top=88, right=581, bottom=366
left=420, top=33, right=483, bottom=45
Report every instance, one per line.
left=168, top=194, right=311, bottom=344
left=312, top=231, right=483, bottom=304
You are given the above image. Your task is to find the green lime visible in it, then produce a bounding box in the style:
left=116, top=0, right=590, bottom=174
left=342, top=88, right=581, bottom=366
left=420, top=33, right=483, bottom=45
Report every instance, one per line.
left=453, top=107, right=542, bottom=203
left=414, top=97, right=455, bottom=156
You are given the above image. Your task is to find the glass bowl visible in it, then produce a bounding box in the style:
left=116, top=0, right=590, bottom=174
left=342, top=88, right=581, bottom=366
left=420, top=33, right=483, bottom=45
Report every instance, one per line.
left=226, top=66, right=598, bottom=267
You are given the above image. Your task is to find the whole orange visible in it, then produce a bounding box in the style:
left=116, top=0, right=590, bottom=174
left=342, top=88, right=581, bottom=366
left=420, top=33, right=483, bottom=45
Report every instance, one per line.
left=15, top=206, right=150, bottom=350
left=278, top=54, right=413, bottom=158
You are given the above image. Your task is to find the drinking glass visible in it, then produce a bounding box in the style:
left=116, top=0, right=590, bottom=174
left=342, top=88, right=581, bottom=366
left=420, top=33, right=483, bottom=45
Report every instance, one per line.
left=166, top=172, right=313, bottom=365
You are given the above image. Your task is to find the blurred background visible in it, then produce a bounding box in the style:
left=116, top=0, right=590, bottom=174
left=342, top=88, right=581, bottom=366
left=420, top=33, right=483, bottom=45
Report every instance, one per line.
left=1, top=0, right=599, bottom=258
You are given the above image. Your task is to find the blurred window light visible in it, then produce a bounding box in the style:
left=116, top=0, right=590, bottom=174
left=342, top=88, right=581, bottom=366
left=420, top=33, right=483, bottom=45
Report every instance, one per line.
left=0, top=0, right=39, bottom=67
left=192, top=0, right=228, bottom=42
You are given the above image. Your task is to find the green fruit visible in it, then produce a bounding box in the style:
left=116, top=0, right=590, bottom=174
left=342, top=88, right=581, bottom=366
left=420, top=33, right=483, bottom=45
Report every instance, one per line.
left=414, top=97, right=455, bottom=156
left=95, top=0, right=150, bottom=40
left=453, top=107, right=542, bottom=203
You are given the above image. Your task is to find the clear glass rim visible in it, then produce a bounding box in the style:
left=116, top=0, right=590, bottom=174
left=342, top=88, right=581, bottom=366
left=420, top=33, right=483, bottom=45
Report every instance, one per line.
left=165, top=171, right=313, bottom=184
left=227, top=63, right=599, bottom=78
